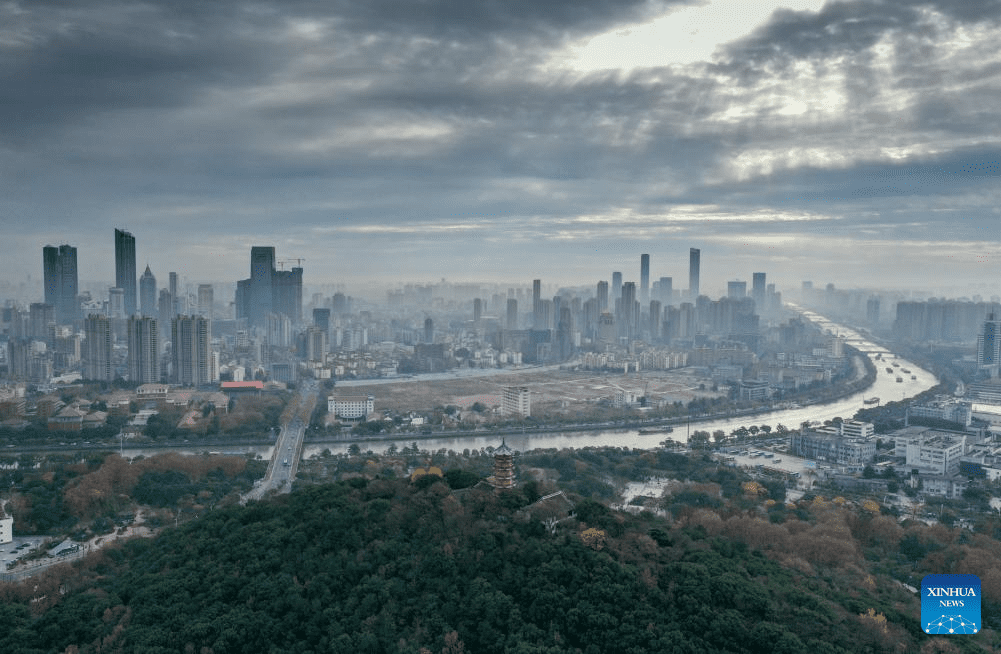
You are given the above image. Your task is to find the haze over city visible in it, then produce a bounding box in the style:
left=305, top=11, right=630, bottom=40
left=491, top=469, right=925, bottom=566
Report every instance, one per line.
left=3, top=0, right=1001, bottom=291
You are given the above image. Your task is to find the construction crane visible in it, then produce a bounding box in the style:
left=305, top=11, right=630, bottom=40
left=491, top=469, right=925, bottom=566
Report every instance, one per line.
left=276, top=258, right=306, bottom=271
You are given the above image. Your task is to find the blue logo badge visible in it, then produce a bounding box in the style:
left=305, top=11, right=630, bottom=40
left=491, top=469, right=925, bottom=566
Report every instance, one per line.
left=921, top=574, right=981, bottom=635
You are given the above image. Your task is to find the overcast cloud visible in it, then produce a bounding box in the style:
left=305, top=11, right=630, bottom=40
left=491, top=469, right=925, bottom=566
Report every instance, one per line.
left=3, top=0, right=1001, bottom=295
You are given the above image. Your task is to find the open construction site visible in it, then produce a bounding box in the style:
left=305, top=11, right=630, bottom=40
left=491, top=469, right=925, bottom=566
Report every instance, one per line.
left=334, top=367, right=724, bottom=420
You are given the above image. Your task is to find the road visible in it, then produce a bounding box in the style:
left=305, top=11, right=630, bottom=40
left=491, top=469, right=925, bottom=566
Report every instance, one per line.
left=242, top=381, right=318, bottom=501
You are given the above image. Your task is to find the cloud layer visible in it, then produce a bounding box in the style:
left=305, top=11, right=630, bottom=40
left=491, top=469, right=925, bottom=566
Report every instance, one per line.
left=3, top=0, right=1001, bottom=294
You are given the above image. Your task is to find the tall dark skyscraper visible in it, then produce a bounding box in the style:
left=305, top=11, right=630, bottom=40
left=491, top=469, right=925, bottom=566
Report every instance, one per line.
left=114, top=228, right=137, bottom=316
left=139, top=265, right=157, bottom=317
left=273, top=266, right=303, bottom=323
left=42, top=244, right=78, bottom=324
left=169, top=272, right=180, bottom=316
left=621, top=281, right=637, bottom=338
left=313, top=308, right=331, bottom=333
left=688, top=248, right=700, bottom=299
left=752, top=272, right=766, bottom=308
left=506, top=298, right=518, bottom=330
left=532, top=279, right=542, bottom=329
left=248, top=246, right=276, bottom=327
left=640, top=254, right=650, bottom=304
left=596, top=281, right=609, bottom=314
left=611, top=272, right=622, bottom=305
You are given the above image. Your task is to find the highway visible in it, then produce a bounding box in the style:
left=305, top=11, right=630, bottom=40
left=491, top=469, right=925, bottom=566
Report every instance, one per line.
left=242, top=380, right=318, bottom=501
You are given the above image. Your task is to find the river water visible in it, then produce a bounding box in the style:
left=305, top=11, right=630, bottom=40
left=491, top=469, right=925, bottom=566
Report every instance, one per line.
left=122, top=312, right=937, bottom=459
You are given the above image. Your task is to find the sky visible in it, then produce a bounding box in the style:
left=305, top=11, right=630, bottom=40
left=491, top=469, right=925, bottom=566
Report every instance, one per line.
left=3, top=0, right=1001, bottom=296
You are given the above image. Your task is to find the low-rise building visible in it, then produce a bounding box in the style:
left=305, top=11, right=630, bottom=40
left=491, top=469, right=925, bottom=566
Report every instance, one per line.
left=791, top=426, right=876, bottom=468
left=501, top=386, right=531, bottom=417
left=892, top=426, right=967, bottom=476
left=907, top=397, right=973, bottom=427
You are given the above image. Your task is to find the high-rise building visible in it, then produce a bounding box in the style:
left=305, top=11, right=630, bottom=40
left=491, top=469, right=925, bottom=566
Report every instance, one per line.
left=169, top=272, right=180, bottom=317
left=424, top=317, right=434, bottom=344
left=313, top=308, right=331, bottom=334
left=866, top=296, right=880, bottom=324
left=250, top=246, right=275, bottom=327
left=108, top=287, right=126, bottom=319
left=28, top=303, right=54, bottom=343
left=171, top=315, right=211, bottom=386
left=621, top=281, right=637, bottom=338
left=42, top=244, right=78, bottom=324
left=84, top=314, right=113, bottom=381
left=640, top=254, right=650, bottom=304
left=597, top=281, right=609, bottom=314
left=659, top=277, right=672, bottom=303
left=139, top=265, right=157, bottom=317
left=473, top=298, right=483, bottom=323
left=752, top=272, right=766, bottom=307
left=197, top=284, right=214, bottom=318
left=611, top=272, right=622, bottom=305
left=506, top=298, right=518, bottom=330
left=532, top=279, right=542, bottom=328
left=727, top=281, right=746, bottom=298
left=273, top=266, right=303, bottom=323
left=114, top=229, right=137, bottom=316
left=977, top=313, right=1001, bottom=375
left=649, top=300, right=662, bottom=340
left=689, top=248, right=700, bottom=299
left=127, top=316, right=160, bottom=383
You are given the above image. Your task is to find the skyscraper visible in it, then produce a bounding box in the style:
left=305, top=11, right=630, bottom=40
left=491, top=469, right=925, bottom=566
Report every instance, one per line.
left=84, top=314, right=113, bottom=381
left=611, top=272, right=622, bottom=305
left=250, top=246, right=275, bottom=327
left=272, top=266, right=303, bottom=323
left=640, top=254, right=650, bottom=304
left=659, top=277, right=672, bottom=303
left=473, top=298, right=483, bottom=323
left=597, top=281, right=609, bottom=314
left=197, top=284, right=214, bottom=317
left=621, top=281, right=637, bottom=338
left=688, top=248, right=700, bottom=299
left=127, top=316, right=160, bottom=383
left=169, top=272, right=180, bottom=316
left=313, top=308, right=331, bottom=333
left=727, top=281, right=746, bottom=298
left=532, top=279, right=542, bottom=329
left=506, top=298, right=518, bottom=330
left=43, top=244, right=78, bottom=324
left=139, top=265, right=157, bottom=317
left=114, top=229, right=137, bottom=316
left=28, top=303, right=54, bottom=343
left=752, top=272, right=766, bottom=307
left=171, top=315, right=211, bottom=386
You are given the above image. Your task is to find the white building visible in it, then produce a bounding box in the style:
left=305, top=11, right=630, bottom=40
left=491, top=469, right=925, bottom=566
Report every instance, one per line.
left=501, top=386, right=531, bottom=417
left=0, top=514, right=12, bottom=544
left=893, top=426, right=966, bottom=475
left=329, top=395, right=374, bottom=420
left=839, top=420, right=875, bottom=439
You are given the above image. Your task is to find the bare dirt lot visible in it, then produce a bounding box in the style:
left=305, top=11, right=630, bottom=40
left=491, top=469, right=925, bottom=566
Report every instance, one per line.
left=335, top=368, right=721, bottom=416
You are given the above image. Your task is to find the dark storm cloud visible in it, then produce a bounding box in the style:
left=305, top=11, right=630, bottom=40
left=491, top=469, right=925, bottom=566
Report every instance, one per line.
left=3, top=0, right=1001, bottom=289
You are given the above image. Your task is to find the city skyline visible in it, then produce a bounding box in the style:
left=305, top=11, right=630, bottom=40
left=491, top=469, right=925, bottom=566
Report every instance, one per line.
left=4, top=1, right=1001, bottom=290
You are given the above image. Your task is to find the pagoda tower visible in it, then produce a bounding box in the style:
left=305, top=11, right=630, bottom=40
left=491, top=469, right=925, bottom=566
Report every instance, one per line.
left=490, top=440, right=516, bottom=489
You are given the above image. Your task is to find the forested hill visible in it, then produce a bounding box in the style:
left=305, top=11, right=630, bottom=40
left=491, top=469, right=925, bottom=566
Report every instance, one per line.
left=0, top=475, right=994, bottom=653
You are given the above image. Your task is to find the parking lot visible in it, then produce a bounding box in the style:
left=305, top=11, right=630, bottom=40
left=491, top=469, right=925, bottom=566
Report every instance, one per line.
left=0, top=538, right=44, bottom=570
